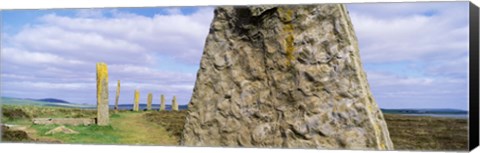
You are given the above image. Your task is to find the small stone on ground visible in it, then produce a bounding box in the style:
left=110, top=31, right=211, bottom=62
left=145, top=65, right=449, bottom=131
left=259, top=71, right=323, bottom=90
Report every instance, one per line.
left=45, top=126, right=79, bottom=135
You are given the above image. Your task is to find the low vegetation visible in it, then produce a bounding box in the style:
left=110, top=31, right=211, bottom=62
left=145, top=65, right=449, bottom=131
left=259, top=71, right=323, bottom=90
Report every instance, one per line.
left=1, top=125, right=31, bottom=142
left=384, top=114, right=468, bottom=151
left=144, top=110, right=188, bottom=143
left=2, top=105, right=96, bottom=120
left=1, top=105, right=469, bottom=151
left=1, top=105, right=176, bottom=145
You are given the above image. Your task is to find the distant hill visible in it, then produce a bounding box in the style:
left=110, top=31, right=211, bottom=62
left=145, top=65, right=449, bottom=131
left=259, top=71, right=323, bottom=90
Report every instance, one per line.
left=381, top=108, right=468, bottom=114
left=35, top=98, right=70, bottom=104
left=1, top=97, right=95, bottom=108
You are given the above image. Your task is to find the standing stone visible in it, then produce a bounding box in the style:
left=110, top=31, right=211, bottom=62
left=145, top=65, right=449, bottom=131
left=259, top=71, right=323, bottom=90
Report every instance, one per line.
left=114, top=80, right=121, bottom=112
left=133, top=90, right=140, bottom=111
left=181, top=4, right=394, bottom=150
left=160, top=94, right=166, bottom=111
left=147, top=93, right=153, bottom=111
left=96, top=62, right=109, bottom=126
left=172, top=96, right=178, bottom=111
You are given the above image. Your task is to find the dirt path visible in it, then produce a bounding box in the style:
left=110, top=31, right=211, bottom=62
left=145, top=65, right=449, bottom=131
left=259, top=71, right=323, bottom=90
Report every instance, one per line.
left=110, top=112, right=178, bottom=145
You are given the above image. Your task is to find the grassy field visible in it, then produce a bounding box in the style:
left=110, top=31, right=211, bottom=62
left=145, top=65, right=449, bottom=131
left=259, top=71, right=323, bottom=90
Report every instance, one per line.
left=384, top=114, right=468, bottom=151
left=1, top=105, right=177, bottom=145
left=1, top=105, right=468, bottom=151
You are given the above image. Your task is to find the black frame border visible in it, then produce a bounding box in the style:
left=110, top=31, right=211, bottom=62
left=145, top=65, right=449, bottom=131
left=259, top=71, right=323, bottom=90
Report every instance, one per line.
left=469, top=1, right=479, bottom=151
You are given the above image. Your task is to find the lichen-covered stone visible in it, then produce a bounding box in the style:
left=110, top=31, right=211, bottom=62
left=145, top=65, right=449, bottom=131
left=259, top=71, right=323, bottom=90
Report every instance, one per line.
left=160, top=94, right=166, bottom=111
left=147, top=93, right=153, bottom=111
left=181, top=4, right=393, bottom=150
left=172, top=96, right=179, bottom=111
left=115, top=80, right=121, bottom=111
left=134, top=90, right=140, bottom=111
left=96, top=62, right=109, bottom=126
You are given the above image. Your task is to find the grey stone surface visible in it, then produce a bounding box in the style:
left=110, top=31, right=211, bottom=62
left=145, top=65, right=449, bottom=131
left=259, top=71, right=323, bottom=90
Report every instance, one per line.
left=134, top=90, right=140, bottom=111
left=160, top=94, right=166, bottom=111
left=115, top=80, right=121, bottom=111
left=172, top=96, right=179, bottom=111
left=147, top=93, right=153, bottom=111
left=96, top=62, right=109, bottom=126
left=33, top=118, right=96, bottom=126
left=181, top=4, right=393, bottom=150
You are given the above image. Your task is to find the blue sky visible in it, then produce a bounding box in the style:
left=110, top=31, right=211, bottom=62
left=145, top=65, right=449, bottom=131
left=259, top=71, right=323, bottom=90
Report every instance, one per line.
left=0, top=2, right=470, bottom=110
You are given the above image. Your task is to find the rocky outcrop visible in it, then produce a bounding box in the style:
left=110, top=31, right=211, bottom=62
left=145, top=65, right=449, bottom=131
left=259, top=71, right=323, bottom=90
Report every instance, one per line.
left=181, top=4, right=393, bottom=150
left=1, top=124, right=32, bottom=142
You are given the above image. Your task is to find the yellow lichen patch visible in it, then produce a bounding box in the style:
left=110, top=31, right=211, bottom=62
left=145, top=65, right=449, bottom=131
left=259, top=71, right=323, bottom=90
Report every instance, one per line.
left=96, top=62, right=108, bottom=106
left=278, top=7, right=294, bottom=22
left=134, top=90, right=140, bottom=111
left=284, top=29, right=295, bottom=65
left=278, top=7, right=295, bottom=66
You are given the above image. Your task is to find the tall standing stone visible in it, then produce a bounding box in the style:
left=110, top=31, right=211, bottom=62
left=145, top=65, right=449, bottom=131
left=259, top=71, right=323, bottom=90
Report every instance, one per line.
left=181, top=5, right=394, bottom=150
left=133, top=90, right=140, bottom=111
left=172, top=96, right=178, bottom=111
left=160, top=94, right=166, bottom=111
left=114, top=80, right=121, bottom=112
left=96, top=62, right=109, bottom=126
left=147, top=93, right=153, bottom=111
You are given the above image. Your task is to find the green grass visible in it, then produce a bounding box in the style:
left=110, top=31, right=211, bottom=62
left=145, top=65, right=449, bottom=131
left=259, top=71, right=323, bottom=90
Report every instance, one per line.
left=2, top=105, right=177, bottom=145
left=31, top=124, right=120, bottom=144
left=108, top=111, right=177, bottom=145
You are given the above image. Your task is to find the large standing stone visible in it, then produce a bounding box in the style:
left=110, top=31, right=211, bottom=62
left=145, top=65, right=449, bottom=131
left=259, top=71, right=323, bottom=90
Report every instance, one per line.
left=114, top=80, right=121, bottom=111
left=133, top=90, right=140, bottom=111
left=96, top=62, right=109, bottom=126
left=160, top=94, right=166, bottom=111
left=147, top=93, right=153, bottom=111
left=172, top=96, right=178, bottom=111
left=181, top=4, right=393, bottom=150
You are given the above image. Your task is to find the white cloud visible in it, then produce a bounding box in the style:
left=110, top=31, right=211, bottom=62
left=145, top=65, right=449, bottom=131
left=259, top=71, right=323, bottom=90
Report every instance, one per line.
left=1, top=7, right=214, bottom=105
left=4, top=81, right=92, bottom=90
left=347, top=2, right=468, bottom=110
left=348, top=2, right=468, bottom=63
left=365, top=71, right=467, bottom=109
left=2, top=47, right=85, bottom=65
left=32, top=8, right=214, bottom=64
